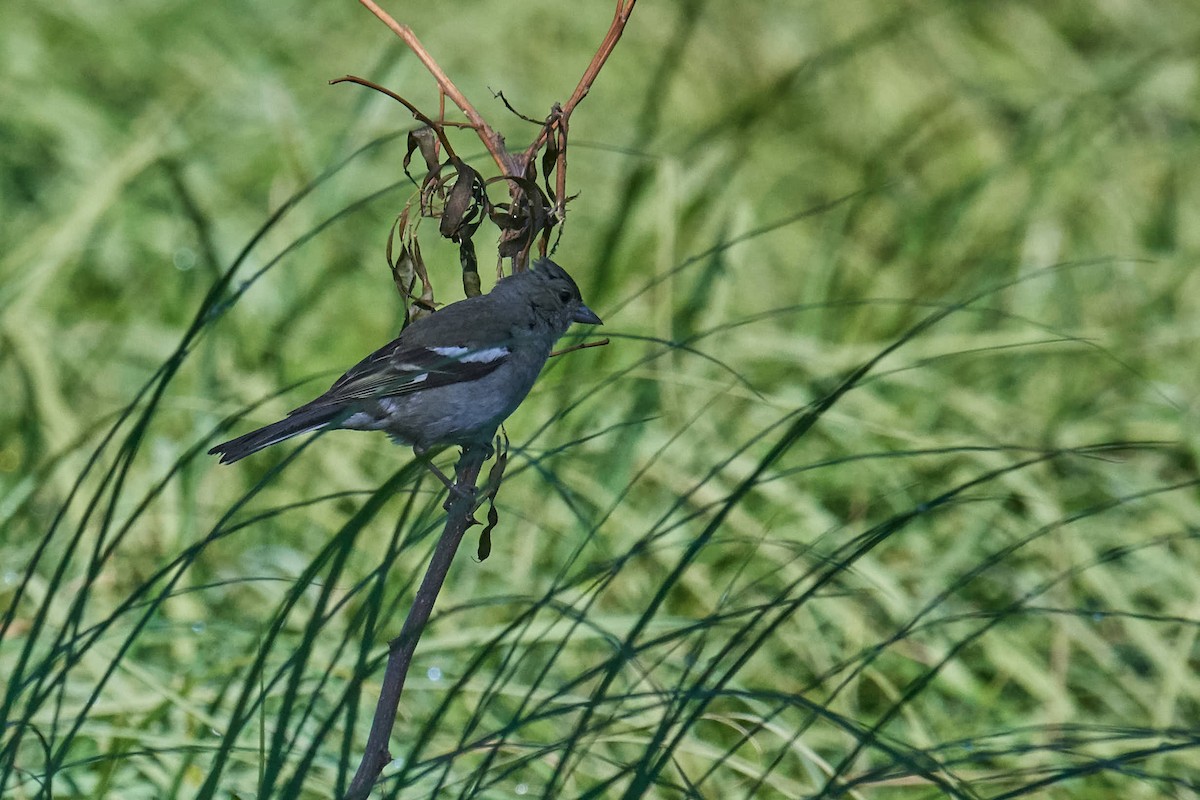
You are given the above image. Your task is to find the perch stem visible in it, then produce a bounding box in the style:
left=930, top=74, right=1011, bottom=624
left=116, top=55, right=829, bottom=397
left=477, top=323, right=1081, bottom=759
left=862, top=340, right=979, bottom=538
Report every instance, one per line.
left=341, top=446, right=488, bottom=800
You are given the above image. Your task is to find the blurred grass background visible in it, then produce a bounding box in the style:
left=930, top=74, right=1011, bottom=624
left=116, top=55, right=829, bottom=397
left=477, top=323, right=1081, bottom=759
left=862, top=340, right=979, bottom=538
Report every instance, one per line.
left=3, top=0, right=1200, bottom=798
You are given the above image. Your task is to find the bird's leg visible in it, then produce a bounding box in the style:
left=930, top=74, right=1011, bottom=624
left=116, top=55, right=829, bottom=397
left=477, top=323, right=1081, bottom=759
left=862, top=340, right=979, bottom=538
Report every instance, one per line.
left=412, top=445, right=460, bottom=492
left=422, top=460, right=459, bottom=492
left=412, top=445, right=482, bottom=511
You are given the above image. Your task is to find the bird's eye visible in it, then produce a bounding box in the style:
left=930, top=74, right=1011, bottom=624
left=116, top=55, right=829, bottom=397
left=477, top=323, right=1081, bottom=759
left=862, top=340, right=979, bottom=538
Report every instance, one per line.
left=559, top=288, right=573, bottom=302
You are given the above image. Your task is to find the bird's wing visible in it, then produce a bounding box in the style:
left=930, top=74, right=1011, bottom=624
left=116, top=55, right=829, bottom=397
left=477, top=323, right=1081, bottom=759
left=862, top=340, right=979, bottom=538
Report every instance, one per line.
left=300, top=337, right=512, bottom=408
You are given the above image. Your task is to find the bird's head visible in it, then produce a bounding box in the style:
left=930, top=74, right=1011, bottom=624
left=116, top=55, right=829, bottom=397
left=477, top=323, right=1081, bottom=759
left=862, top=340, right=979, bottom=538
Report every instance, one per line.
left=500, top=258, right=602, bottom=333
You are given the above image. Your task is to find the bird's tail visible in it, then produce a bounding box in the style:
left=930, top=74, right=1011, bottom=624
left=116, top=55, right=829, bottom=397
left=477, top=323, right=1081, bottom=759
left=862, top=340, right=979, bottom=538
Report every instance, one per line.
left=208, top=405, right=343, bottom=465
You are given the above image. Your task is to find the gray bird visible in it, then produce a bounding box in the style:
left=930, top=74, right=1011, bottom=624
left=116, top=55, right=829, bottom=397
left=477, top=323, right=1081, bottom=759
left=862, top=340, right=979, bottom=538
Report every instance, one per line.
left=208, top=258, right=601, bottom=467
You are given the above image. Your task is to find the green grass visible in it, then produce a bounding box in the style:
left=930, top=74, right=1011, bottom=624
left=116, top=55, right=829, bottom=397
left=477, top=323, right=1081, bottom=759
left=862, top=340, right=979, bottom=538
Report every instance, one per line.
left=3, top=1, right=1200, bottom=798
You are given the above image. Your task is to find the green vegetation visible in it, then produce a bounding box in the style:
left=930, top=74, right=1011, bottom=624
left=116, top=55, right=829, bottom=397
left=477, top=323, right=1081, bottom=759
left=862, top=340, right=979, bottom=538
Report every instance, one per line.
left=3, top=1, right=1199, bottom=798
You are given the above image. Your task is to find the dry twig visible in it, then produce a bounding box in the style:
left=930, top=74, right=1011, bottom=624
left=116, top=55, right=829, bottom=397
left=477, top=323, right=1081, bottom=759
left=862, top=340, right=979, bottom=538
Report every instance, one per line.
left=356, top=0, right=521, bottom=176
left=342, top=447, right=488, bottom=800
left=340, top=0, right=638, bottom=280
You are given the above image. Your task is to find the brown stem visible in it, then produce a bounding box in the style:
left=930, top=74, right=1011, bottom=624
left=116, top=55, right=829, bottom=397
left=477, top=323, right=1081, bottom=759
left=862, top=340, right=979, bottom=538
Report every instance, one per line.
left=551, top=337, right=610, bottom=357
left=563, top=0, right=639, bottom=115
left=358, top=0, right=638, bottom=227
left=331, top=75, right=460, bottom=160
left=357, top=0, right=519, bottom=176
left=523, top=0, right=638, bottom=163
left=341, top=445, right=489, bottom=800
left=554, top=118, right=569, bottom=221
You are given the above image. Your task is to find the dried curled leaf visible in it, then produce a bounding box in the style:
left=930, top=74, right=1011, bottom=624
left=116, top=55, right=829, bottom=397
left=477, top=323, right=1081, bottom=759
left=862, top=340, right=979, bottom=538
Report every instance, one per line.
left=541, top=117, right=562, bottom=199
left=403, top=126, right=441, bottom=185
left=476, top=434, right=509, bottom=561
left=438, top=160, right=486, bottom=242
left=407, top=239, right=436, bottom=322
left=386, top=208, right=437, bottom=325
left=490, top=175, right=554, bottom=263
left=460, top=239, right=481, bottom=298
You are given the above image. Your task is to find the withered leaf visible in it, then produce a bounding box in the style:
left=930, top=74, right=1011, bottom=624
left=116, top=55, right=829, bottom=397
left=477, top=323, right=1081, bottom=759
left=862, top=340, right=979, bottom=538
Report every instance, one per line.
left=459, top=238, right=481, bottom=297
left=403, top=126, right=441, bottom=185
left=387, top=207, right=413, bottom=295
left=420, top=161, right=449, bottom=217
left=408, top=239, right=437, bottom=322
left=541, top=132, right=560, bottom=201
left=491, top=175, right=553, bottom=261
left=476, top=517, right=493, bottom=561
left=439, top=160, right=485, bottom=242
left=476, top=435, right=509, bottom=561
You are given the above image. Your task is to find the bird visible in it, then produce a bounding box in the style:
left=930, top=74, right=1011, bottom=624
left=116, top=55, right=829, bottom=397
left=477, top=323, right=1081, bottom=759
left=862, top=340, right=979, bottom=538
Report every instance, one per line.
left=208, top=258, right=601, bottom=477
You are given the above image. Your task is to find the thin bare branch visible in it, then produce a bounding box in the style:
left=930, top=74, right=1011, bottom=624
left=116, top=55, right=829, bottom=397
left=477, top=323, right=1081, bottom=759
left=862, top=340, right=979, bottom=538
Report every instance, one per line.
left=491, top=88, right=544, bottom=124
left=331, top=75, right=460, bottom=160
left=341, top=446, right=490, bottom=800
left=554, top=116, right=569, bottom=221
left=357, top=0, right=519, bottom=176
left=564, top=0, right=639, bottom=115
left=523, top=0, right=638, bottom=163
left=551, top=337, right=610, bottom=357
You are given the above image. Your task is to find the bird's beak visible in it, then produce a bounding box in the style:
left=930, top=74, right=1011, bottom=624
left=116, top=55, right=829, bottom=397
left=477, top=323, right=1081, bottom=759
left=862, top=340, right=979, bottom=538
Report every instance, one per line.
left=573, top=304, right=603, bottom=325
